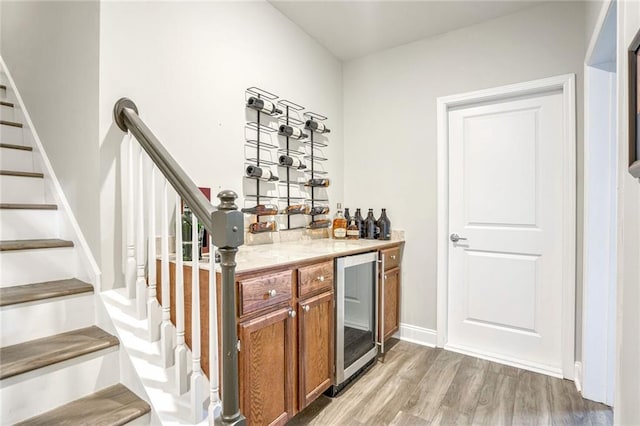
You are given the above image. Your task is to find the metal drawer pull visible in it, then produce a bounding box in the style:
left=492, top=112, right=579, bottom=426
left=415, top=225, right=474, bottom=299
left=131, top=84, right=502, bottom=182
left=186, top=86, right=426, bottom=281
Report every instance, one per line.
left=384, top=275, right=387, bottom=279
left=317, top=275, right=325, bottom=282
left=288, top=309, right=296, bottom=318
left=390, top=255, right=396, bottom=260
left=303, top=305, right=310, bottom=313
left=267, top=289, right=277, bottom=297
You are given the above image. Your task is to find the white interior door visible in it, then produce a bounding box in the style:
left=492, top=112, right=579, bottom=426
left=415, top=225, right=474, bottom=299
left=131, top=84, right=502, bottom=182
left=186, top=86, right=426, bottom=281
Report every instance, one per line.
left=446, top=89, right=567, bottom=376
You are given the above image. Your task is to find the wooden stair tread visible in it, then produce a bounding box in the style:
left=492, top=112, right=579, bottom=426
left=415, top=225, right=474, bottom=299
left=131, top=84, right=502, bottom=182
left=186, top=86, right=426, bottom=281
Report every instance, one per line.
left=0, top=203, right=57, bottom=210
left=0, top=119, right=23, bottom=128
left=0, top=239, right=74, bottom=251
left=0, top=170, right=43, bottom=178
left=0, top=143, right=32, bottom=151
left=0, top=278, right=93, bottom=307
left=0, top=326, right=119, bottom=380
left=15, top=384, right=150, bottom=426
left=0, top=101, right=14, bottom=107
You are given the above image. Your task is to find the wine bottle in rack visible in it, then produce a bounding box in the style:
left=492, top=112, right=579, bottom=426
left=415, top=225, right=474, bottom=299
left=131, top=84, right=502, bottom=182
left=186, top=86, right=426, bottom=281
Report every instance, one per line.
left=284, top=204, right=308, bottom=215
left=305, top=119, right=331, bottom=134
left=279, top=155, right=307, bottom=170
left=241, top=204, right=279, bottom=215
left=247, top=96, right=282, bottom=115
left=246, top=165, right=279, bottom=181
left=309, top=206, right=330, bottom=215
left=249, top=221, right=277, bottom=233
left=308, top=219, right=331, bottom=229
left=305, top=178, right=330, bottom=187
left=279, top=124, right=308, bottom=140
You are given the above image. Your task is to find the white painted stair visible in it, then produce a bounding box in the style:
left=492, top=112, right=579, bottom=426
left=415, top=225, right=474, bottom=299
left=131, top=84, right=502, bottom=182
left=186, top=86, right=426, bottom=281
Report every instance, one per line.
left=0, top=69, right=150, bottom=424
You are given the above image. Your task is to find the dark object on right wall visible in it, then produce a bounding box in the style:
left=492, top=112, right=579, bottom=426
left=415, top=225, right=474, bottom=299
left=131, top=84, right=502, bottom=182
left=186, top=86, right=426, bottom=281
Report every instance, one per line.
left=627, top=27, right=640, bottom=178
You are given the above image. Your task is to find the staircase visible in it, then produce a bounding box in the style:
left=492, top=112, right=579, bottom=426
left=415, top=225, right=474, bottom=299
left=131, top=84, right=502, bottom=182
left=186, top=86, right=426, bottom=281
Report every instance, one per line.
left=0, top=71, right=151, bottom=423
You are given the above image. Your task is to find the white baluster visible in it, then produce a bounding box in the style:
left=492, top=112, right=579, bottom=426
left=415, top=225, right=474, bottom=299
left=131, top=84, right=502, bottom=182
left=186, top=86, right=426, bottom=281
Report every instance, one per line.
left=135, top=147, right=147, bottom=319
left=175, top=195, right=188, bottom=395
left=147, top=164, right=161, bottom=342
left=191, top=214, right=206, bottom=423
left=125, top=134, right=136, bottom=299
left=208, top=237, right=221, bottom=423
left=160, top=181, right=175, bottom=367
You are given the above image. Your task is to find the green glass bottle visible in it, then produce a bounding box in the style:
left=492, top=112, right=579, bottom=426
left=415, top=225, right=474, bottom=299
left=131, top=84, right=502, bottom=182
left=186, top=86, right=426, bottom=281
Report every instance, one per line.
left=182, top=204, right=193, bottom=261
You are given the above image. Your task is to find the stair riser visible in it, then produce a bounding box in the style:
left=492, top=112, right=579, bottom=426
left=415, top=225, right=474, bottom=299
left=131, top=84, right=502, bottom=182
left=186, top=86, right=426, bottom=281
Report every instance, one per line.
left=0, top=247, right=78, bottom=288
left=0, top=293, right=94, bottom=347
left=0, top=105, right=14, bottom=122
left=0, top=123, right=23, bottom=144
left=0, top=175, right=46, bottom=204
left=0, top=349, right=120, bottom=424
left=0, top=209, right=60, bottom=240
left=0, top=148, right=35, bottom=174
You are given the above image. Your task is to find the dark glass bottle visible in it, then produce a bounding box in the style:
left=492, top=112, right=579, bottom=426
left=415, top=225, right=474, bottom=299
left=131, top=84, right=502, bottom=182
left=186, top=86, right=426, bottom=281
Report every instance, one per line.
left=304, top=119, right=331, bottom=134
left=377, top=208, right=391, bottom=240
left=344, top=208, right=351, bottom=225
left=354, top=208, right=365, bottom=238
left=246, top=165, right=278, bottom=181
left=247, top=96, right=282, bottom=115
left=364, top=209, right=376, bottom=240
left=278, top=124, right=308, bottom=140
left=181, top=205, right=193, bottom=261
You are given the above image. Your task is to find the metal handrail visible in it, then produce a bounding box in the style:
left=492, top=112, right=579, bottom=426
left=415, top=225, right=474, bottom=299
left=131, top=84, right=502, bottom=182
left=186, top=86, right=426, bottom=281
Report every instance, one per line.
left=114, top=98, right=216, bottom=235
left=113, top=98, right=246, bottom=426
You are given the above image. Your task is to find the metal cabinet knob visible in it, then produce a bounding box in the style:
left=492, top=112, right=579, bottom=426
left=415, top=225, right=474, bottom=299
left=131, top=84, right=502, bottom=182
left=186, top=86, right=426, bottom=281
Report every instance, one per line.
left=318, top=275, right=325, bottom=282
left=267, top=289, right=277, bottom=298
left=384, top=275, right=388, bottom=279
left=288, top=309, right=296, bottom=318
left=391, top=255, right=396, bottom=260
left=303, top=305, right=310, bottom=313
left=450, top=233, right=468, bottom=243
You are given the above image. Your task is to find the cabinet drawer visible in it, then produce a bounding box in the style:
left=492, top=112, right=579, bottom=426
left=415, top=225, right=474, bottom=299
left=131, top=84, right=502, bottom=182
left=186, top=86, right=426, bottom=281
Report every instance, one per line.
left=239, top=270, right=292, bottom=317
left=381, top=247, right=400, bottom=271
left=298, top=260, right=334, bottom=298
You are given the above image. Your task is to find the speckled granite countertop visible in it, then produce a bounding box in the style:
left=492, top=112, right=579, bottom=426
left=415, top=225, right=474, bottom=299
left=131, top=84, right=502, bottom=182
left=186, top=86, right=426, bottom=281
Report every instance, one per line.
left=175, top=235, right=404, bottom=275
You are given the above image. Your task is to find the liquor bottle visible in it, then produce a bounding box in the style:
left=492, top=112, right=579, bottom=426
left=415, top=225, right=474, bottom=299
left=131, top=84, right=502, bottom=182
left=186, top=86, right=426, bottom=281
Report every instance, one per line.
left=246, top=165, right=278, bottom=181
left=278, top=124, right=308, bottom=140
left=344, top=208, right=351, bottom=225
left=364, top=209, right=376, bottom=240
left=249, top=221, right=277, bottom=233
left=279, top=155, right=307, bottom=170
left=305, top=119, right=331, bottom=134
left=354, top=208, right=365, bottom=238
left=305, top=178, right=330, bottom=187
left=241, top=204, right=278, bottom=215
left=181, top=205, right=193, bottom=261
left=374, top=212, right=381, bottom=239
left=332, top=203, right=347, bottom=239
left=309, top=206, right=330, bottom=215
left=308, top=219, right=331, bottom=229
left=346, top=218, right=360, bottom=240
left=378, top=208, right=391, bottom=240
left=246, top=96, right=282, bottom=115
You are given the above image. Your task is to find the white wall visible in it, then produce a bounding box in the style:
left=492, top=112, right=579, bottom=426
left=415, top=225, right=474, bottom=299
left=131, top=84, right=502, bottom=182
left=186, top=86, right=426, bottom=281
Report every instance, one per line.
left=343, top=2, right=586, bottom=334
left=0, top=1, right=101, bottom=257
left=99, top=1, right=343, bottom=289
left=615, top=1, right=640, bottom=423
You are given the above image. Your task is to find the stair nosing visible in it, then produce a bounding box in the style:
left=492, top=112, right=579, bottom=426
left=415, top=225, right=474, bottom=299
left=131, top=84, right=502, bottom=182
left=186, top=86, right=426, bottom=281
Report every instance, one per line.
left=0, top=143, right=32, bottom=151
left=0, top=203, right=57, bottom=210
left=0, top=278, right=94, bottom=307
left=15, top=384, right=150, bottom=426
left=0, top=170, right=43, bottom=178
left=0, top=119, right=23, bottom=128
left=0, top=239, right=74, bottom=252
left=0, top=326, right=119, bottom=380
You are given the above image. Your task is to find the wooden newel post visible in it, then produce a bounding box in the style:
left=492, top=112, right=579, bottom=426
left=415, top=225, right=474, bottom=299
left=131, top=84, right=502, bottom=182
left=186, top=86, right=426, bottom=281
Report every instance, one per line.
left=212, top=190, right=246, bottom=426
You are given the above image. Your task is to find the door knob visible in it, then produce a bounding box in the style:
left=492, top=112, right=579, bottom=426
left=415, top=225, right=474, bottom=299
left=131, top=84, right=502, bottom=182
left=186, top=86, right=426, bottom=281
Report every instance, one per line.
left=450, top=233, right=468, bottom=243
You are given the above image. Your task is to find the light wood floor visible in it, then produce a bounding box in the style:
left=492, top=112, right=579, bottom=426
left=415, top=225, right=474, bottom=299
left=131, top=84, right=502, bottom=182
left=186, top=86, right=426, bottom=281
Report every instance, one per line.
left=290, top=340, right=612, bottom=425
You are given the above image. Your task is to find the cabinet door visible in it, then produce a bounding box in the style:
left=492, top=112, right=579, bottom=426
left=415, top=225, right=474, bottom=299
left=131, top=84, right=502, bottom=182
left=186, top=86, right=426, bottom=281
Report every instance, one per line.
left=239, top=307, right=295, bottom=426
left=298, top=291, right=334, bottom=410
left=379, top=267, right=400, bottom=342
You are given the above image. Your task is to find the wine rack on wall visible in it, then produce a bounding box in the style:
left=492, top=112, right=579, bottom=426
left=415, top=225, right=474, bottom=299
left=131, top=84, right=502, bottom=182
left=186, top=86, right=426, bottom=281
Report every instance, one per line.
left=243, top=86, right=330, bottom=233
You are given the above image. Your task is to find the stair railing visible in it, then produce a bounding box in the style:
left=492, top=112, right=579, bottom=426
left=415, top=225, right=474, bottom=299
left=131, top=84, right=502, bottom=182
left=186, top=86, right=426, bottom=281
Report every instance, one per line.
left=113, top=98, right=246, bottom=426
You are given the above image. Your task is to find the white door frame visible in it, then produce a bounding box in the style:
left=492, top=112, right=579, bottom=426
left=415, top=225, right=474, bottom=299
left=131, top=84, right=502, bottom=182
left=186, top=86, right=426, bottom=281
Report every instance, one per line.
left=436, top=74, right=577, bottom=379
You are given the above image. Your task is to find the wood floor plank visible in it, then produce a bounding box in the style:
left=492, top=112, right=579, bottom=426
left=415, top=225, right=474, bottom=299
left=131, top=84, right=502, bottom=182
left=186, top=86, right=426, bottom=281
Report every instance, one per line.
left=513, top=371, right=552, bottom=425
left=402, top=349, right=465, bottom=422
left=15, top=384, right=150, bottom=426
left=0, top=278, right=93, bottom=307
left=0, top=326, right=119, bottom=379
left=471, top=371, right=518, bottom=425
left=441, top=355, right=489, bottom=419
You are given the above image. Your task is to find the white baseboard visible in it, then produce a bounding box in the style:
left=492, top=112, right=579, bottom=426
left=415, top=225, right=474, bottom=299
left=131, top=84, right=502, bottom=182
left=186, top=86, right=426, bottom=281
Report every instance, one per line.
left=398, top=323, right=437, bottom=348
left=574, top=361, right=583, bottom=393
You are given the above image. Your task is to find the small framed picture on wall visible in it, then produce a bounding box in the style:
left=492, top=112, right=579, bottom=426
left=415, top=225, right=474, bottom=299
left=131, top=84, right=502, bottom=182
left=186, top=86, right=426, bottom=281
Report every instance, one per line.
left=628, top=28, right=640, bottom=178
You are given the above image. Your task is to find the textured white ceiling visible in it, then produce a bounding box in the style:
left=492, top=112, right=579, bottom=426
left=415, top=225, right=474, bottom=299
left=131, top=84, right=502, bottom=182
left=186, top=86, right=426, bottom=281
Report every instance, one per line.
left=269, top=1, right=548, bottom=61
